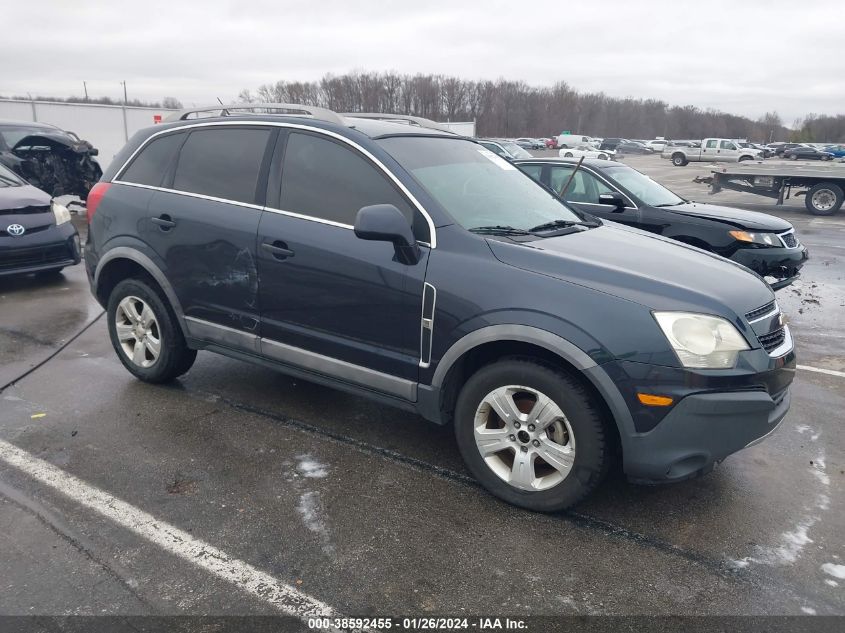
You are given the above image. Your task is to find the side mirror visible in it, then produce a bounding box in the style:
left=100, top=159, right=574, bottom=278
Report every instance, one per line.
left=354, top=204, right=421, bottom=265
left=598, top=192, right=627, bottom=212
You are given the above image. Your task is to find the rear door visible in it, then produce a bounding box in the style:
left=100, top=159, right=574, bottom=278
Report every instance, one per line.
left=256, top=129, right=431, bottom=395
left=701, top=139, right=719, bottom=161
left=142, top=125, right=275, bottom=345
left=719, top=140, right=739, bottom=161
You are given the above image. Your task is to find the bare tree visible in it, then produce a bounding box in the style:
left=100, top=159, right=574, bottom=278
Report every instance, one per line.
left=237, top=71, right=796, bottom=140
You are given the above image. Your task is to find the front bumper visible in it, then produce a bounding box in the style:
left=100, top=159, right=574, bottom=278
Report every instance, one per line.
left=623, top=387, right=790, bottom=483
left=730, top=244, right=808, bottom=289
left=0, top=222, right=81, bottom=276
left=596, top=346, right=796, bottom=483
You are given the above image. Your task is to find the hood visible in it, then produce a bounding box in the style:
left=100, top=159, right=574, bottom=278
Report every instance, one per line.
left=0, top=182, right=51, bottom=213
left=487, top=223, right=773, bottom=317
left=659, top=202, right=793, bottom=231
left=13, top=132, right=98, bottom=156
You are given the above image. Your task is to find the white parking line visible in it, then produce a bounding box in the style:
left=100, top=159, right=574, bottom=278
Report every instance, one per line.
left=0, top=438, right=337, bottom=620
left=798, top=364, right=845, bottom=379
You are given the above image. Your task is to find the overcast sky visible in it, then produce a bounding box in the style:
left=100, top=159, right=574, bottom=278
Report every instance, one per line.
left=2, top=0, right=842, bottom=123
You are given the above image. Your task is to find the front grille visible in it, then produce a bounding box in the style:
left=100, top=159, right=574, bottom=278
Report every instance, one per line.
left=0, top=244, right=72, bottom=270
left=780, top=231, right=798, bottom=248
left=758, top=327, right=786, bottom=353
left=0, top=224, right=51, bottom=237
left=746, top=301, right=776, bottom=322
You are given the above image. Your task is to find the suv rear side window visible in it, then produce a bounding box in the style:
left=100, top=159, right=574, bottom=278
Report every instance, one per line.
left=281, top=132, right=428, bottom=240
left=120, top=132, right=184, bottom=187
left=173, top=127, right=271, bottom=205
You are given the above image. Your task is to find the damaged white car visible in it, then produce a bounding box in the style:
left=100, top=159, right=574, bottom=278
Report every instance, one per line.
left=0, top=120, right=102, bottom=198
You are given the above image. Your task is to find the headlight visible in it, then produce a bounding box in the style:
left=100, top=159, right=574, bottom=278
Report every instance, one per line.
left=654, top=312, right=749, bottom=369
left=729, top=230, right=780, bottom=247
left=52, top=201, right=71, bottom=225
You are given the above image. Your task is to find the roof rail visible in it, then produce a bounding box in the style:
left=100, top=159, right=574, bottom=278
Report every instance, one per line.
left=164, top=103, right=346, bottom=125
left=342, top=113, right=456, bottom=134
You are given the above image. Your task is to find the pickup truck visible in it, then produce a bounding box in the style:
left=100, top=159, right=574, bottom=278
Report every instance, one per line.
left=662, top=138, right=760, bottom=166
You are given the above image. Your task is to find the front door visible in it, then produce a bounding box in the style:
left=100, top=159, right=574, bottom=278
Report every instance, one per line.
left=547, top=164, right=641, bottom=227
left=257, top=130, right=430, bottom=397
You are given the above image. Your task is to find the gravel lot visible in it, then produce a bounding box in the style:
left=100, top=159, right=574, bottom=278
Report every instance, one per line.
left=1, top=156, right=843, bottom=624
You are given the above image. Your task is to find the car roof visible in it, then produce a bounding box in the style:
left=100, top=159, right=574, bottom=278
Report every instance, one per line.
left=512, top=157, right=621, bottom=169
left=0, top=120, right=59, bottom=129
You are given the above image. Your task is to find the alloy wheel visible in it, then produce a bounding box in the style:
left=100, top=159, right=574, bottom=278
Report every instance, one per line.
left=473, top=385, right=575, bottom=491
left=115, top=295, right=162, bottom=368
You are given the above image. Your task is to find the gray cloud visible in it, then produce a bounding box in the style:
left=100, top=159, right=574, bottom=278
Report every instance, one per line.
left=2, top=0, right=842, bottom=122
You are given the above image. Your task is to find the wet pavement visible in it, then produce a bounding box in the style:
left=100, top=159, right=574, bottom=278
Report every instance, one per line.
left=0, top=170, right=843, bottom=619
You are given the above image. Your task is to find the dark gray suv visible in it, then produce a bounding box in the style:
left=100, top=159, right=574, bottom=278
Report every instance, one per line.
left=85, top=105, right=795, bottom=511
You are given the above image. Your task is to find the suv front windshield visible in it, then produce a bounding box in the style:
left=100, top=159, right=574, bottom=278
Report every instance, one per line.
left=379, top=136, right=581, bottom=231
left=603, top=165, right=685, bottom=207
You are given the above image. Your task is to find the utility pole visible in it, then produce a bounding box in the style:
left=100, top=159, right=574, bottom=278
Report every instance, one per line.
left=120, top=81, right=129, bottom=142
left=83, top=81, right=88, bottom=101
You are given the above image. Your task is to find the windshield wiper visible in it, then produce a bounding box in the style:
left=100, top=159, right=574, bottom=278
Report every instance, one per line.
left=528, top=219, right=600, bottom=232
left=469, top=225, right=531, bottom=236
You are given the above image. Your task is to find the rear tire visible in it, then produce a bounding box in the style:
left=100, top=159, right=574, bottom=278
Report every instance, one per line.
left=564, top=152, right=574, bottom=158
left=789, top=153, right=798, bottom=160
left=671, top=153, right=687, bottom=166
left=107, top=278, right=197, bottom=383
left=454, top=359, right=610, bottom=512
left=804, top=182, right=844, bottom=216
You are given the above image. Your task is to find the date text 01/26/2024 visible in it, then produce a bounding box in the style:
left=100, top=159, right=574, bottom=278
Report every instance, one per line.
left=307, top=617, right=528, bottom=630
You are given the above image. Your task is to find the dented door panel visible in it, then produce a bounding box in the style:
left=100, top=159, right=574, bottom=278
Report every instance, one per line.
left=143, top=190, right=261, bottom=334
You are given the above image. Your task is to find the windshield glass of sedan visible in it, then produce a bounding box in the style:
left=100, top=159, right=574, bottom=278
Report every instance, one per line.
left=0, top=125, right=65, bottom=148
left=379, top=137, right=581, bottom=230
left=0, top=163, right=24, bottom=187
left=603, top=166, right=684, bottom=207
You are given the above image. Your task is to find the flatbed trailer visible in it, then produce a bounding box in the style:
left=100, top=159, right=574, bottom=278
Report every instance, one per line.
left=704, top=162, right=845, bottom=215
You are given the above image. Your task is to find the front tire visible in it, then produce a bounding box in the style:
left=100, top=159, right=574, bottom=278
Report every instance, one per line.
left=454, top=359, right=610, bottom=512
left=107, top=278, right=197, bottom=383
left=564, top=152, right=574, bottom=158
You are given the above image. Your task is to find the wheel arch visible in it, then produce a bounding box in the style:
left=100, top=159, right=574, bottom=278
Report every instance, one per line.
left=94, top=247, right=188, bottom=337
left=423, top=325, right=632, bottom=455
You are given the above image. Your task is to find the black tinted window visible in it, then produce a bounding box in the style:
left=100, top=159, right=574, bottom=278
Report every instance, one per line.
left=281, top=132, right=427, bottom=240
left=173, top=128, right=271, bottom=204
left=120, top=132, right=184, bottom=187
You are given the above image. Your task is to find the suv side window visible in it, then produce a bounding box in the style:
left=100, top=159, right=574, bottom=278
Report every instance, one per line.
left=549, top=166, right=614, bottom=203
left=281, top=132, right=429, bottom=241
left=172, top=127, right=272, bottom=205
left=120, top=132, right=184, bottom=187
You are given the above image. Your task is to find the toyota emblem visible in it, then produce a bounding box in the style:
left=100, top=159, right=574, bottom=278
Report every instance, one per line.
left=6, top=224, right=25, bottom=236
